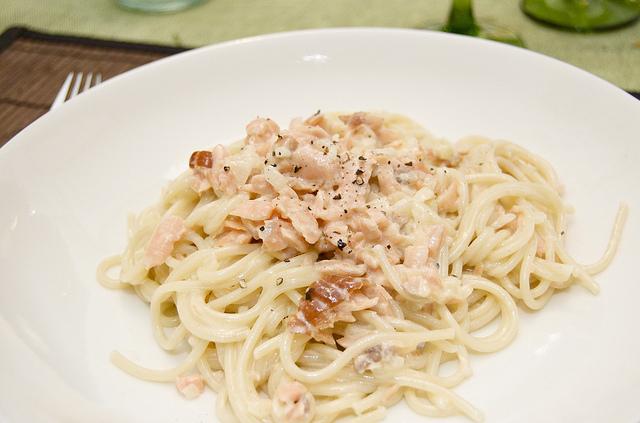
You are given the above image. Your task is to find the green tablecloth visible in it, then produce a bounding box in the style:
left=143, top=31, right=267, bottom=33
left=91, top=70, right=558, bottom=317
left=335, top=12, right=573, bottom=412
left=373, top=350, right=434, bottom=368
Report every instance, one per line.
left=1, top=0, right=639, bottom=91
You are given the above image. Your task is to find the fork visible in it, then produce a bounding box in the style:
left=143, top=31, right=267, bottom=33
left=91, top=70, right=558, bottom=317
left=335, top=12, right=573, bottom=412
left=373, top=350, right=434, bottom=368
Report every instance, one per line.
left=50, top=72, right=102, bottom=110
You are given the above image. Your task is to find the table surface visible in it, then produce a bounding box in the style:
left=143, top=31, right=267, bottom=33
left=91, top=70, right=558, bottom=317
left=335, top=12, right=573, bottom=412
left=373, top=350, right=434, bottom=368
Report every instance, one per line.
left=2, top=0, right=640, bottom=91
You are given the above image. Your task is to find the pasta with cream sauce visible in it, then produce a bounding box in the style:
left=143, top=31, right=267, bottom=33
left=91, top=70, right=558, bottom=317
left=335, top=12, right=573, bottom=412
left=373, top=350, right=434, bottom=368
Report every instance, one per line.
left=97, top=110, right=627, bottom=423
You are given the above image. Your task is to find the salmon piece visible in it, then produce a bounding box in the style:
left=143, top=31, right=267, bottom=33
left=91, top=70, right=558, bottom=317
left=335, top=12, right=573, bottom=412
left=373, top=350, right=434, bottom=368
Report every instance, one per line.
left=401, top=264, right=472, bottom=305
left=353, top=343, right=396, bottom=374
left=143, top=215, right=186, bottom=268
left=265, top=124, right=339, bottom=192
left=437, top=180, right=459, bottom=213
left=230, top=199, right=275, bottom=221
left=374, top=163, right=400, bottom=197
left=332, top=155, right=371, bottom=212
left=213, top=145, right=238, bottom=194
left=272, top=381, right=314, bottom=423
left=341, top=111, right=384, bottom=131
left=341, top=111, right=399, bottom=144
left=222, top=216, right=247, bottom=231
left=404, top=245, right=430, bottom=269
left=245, top=117, right=280, bottom=157
left=303, top=110, right=338, bottom=134
left=275, top=187, right=322, bottom=244
left=402, top=265, right=441, bottom=298
left=189, top=150, right=214, bottom=192
left=360, top=282, right=394, bottom=317
left=287, top=275, right=378, bottom=344
left=259, top=217, right=308, bottom=253
left=425, top=225, right=445, bottom=258
left=292, top=144, right=340, bottom=184
left=216, top=229, right=253, bottom=247
left=241, top=174, right=278, bottom=197
left=189, top=144, right=231, bottom=193
left=189, top=150, right=213, bottom=169
left=176, top=373, right=205, bottom=400
left=350, top=215, right=382, bottom=242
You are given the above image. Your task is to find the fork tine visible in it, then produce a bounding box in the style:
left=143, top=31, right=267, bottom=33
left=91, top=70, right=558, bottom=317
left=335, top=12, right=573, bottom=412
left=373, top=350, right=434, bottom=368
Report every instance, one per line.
left=50, top=71, right=102, bottom=111
left=50, top=72, right=74, bottom=110
left=70, top=72, right=84, bottom=99
left=83, top=73, right=93, bottom=92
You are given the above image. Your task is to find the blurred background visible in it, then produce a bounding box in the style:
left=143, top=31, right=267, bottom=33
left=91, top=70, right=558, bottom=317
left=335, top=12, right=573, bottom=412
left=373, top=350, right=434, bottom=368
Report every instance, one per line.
left=1, top=0, right=639, bottom=145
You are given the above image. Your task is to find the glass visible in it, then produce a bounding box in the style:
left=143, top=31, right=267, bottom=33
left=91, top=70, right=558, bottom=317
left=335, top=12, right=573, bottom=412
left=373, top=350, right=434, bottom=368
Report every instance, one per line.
left=116, top=0, right=209, bottom=13
left=611, top=0, right=640, bottom=11
left=429, top=0, right=525, bottom=47
left=521, top=0, right=640, bottom=31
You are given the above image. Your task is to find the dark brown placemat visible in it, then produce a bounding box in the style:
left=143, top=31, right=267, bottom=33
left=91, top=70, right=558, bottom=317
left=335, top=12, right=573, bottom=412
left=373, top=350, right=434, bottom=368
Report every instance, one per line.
left=0, top=27, right=188, bottom=148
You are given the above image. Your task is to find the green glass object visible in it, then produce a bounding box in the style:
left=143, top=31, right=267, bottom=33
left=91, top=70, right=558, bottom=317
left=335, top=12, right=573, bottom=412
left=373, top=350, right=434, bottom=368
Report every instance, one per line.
left=610, top=0, right=640, bottom=11
left=116, top=0, right=209, bottom=13
left=429, top=0, right=526, bottom=47
left=521, top=0, right=640, bottom=31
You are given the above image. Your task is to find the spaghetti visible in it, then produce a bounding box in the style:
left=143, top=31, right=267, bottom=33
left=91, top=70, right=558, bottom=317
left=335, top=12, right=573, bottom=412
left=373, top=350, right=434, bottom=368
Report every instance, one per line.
left=97, top=111, right=627, bottom=422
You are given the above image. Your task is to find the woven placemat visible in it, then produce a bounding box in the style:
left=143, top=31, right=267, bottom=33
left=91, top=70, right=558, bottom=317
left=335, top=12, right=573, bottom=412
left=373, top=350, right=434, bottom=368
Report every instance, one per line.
left=1, top=26, right=638, bottom=149
left=0, top=27, right=187, bottom=148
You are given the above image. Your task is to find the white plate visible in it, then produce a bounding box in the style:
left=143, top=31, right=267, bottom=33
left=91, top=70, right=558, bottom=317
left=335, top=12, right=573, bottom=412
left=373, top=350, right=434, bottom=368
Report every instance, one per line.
left=1, top=28, right=639, bottom=423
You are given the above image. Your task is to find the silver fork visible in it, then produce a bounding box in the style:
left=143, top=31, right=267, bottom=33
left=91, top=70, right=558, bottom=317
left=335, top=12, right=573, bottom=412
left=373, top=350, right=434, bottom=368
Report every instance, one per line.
left=50, top=72, right=102, bottom=110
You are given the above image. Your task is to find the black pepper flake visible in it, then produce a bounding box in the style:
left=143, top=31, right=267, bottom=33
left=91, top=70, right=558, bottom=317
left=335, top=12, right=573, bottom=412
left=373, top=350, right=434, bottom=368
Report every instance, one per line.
left=259, top=226, right=265, bottom=231
left=223, top=166, right=230, bottom=171
left=358, top=156, right=366, bottom=161
left=305, top=288, right=315, bottom=300
left=337, top=239, right=347, bottom=251
left=276, top=277, right=284, bottom=286
left=405, top=161, right=413, bottom=166
left=355, top=169, right=364, bottom=175
left=386, top=244, right=391, bottom=249
left=284, top=258, right=291, bottom=262
left=333, top=194, right=342, bottom=200
left=560, top=231, right=565, bottom=235
left=272, top=151, right=276, bottom=156
left=277, top=134, right=283, bottom=139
